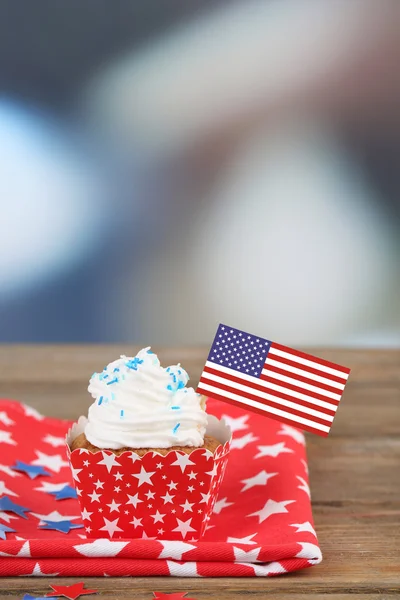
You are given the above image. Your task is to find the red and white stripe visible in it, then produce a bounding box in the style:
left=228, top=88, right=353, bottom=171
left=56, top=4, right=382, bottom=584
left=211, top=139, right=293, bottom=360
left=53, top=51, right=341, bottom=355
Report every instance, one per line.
left=197, top=343, right=350, bottom=437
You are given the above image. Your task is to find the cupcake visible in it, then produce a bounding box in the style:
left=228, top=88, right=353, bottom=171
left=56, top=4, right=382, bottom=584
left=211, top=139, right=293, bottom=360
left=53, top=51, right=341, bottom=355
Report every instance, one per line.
left=67, top=348, right=231, bottom=540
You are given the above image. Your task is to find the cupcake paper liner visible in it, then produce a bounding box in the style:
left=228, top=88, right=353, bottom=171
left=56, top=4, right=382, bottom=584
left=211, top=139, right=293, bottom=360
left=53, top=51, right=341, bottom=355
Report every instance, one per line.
left=66, top=415, right=231, bottom=541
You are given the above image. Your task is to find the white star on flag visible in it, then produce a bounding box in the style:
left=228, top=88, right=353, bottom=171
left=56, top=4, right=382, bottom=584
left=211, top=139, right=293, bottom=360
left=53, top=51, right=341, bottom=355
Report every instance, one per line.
left=158, top=541, right=196, bottom=560
left=301, top=458, right=309, bottom=475
left=167, top=481, right=178, bottom=491
left=221, top=414, right=249, bottom=434
left=213, top=497, right=233, bottom=514
left=167, top=560, right=199, bottom=577
left=248, top=499, right=295, bottom=524
left=291, top=522, right=317, bottom=536
left=97, top=452, right=121, bottom=473
left=42, top=434, right=65, bottom=448
left=88, top=490, right=101, bottom=503
left=32, top=451, right=68, bottom=473
left=180, top=500, right=194, bottom=513
left=74, top=538, right=128, bottom=557
left=278, top=424, right=305, bottom=445
left=0, top=464, right=21, bottom=478
left=34, top=481, right=69, bottom=493
left=94, top=479, right=104, bottom=489
left=188, top=470, right=198, bottom=480
left=172, top=517, right=196, bottom=539
left=240, top=470, right=278, bottom=493
left=0, top=430, right=16, bottom=445
left=20, top=562, right=58, bottom=576
left=297, top=476, right=311, bottom=497
left=0, top=480, right=18, bottom=497
left=132, top=466, right=155, bottom=487
left=145, top=490, right=155, bottom=500
left=227, top=534, right=257, bottom=544
left=99, top=517, right=123, bottom=538
left=160, top=492, right=175, bottom=504
left=295, top=542, right=322, bottom=564
left=255, top=442, right=294, bottom=459
left=233, top=546, right=261, bottom=562
left=31, top=510, right=80, bottom=524
left=22, top=404, right=44, bottom=421
left=126, top=493, right=143, bottom=508
left=0, top=540, right=31, bottom=557
left=131, top=517, right=143, bottom=528
left=0, top=412, right=15, bottom=426
left=107, top=500, right=121, bottom=513
left=81, top=508, right=93, bottom=521
left=171, top=453, right=195, bottom=472
left=230, top=433, right=259, bottom=450
left=236, top=561, right=286, bottom=576
left=114, top=472, right=123, bottom=481
left=151, top=510, right=165, bottom=523
left=0, top=511, right=19, bottom=523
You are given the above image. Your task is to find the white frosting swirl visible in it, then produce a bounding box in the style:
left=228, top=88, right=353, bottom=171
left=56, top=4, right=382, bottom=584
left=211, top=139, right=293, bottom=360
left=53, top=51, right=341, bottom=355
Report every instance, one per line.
left=85, top=347, right=207, bottom=449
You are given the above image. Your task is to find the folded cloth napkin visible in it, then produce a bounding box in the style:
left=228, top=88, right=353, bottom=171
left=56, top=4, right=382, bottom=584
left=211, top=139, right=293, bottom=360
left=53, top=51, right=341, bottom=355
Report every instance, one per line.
left=0, top=399, right=321, bottom=576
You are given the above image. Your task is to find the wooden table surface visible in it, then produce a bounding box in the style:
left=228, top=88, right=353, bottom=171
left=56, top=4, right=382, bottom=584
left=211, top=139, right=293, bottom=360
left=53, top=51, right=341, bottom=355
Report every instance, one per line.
left=0, top=346, right=399, bottom=600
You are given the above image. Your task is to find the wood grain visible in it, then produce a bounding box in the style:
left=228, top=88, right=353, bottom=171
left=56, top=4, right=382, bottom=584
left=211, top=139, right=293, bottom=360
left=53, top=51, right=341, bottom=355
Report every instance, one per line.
left=0, top=346, right=399, bottom=599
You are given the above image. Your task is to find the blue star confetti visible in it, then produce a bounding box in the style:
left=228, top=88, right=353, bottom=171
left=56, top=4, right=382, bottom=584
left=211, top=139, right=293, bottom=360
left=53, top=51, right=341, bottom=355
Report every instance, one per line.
left=0, top=496, right=31, bottom=519
left=39, top=520, right=84, bottom=534
left=49, top=485, right=78, bottom=501
left=11, top=460, right=51, bottom=479
left=0, top=523, right=15, bottom=540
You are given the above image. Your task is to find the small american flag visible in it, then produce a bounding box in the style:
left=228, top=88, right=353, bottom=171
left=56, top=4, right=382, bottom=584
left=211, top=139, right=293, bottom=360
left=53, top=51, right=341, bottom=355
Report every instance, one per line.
left=197, top=324, right=351, bottom=437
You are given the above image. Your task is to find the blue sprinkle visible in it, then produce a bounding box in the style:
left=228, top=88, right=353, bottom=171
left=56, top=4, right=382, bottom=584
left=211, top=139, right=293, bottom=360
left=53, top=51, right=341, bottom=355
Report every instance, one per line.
left=111, top=392, right=116, bottom=401
left=147, top=349, right=153, bottom=354
left=177, top=380, right=185, bottom=390
left=98, top=397, right=103, bottom=405
left=171, top=406, right=180, bottom=410
left=166, top=384, right=173, bottom=391
left=126, top=357, right=144, bottom=370
left=120, top=409, right=124, bottom=418
left=114, top=367, right=120, bottom=372
left=107, top=378, right=118, bottom=385
left=103, top=374, right=109, bottom=379
left=172, top=423, right=181, bottom=435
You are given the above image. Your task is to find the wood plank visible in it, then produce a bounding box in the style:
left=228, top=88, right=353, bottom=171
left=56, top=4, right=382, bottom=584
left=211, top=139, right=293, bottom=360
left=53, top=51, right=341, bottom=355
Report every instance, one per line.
left=0, top=346, right=398, bottom=384
left=0, top=583, right=393, bottom=600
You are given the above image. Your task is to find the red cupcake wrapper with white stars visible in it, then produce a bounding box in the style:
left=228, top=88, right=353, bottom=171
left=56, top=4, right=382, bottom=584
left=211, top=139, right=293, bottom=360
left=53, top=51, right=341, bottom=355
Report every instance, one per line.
left=66, top=415, right=231, bottom=541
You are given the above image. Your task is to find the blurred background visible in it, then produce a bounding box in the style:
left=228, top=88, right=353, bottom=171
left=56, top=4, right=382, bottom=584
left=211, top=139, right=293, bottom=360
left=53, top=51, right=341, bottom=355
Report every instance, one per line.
left=0, top=0, right=399, bottom=347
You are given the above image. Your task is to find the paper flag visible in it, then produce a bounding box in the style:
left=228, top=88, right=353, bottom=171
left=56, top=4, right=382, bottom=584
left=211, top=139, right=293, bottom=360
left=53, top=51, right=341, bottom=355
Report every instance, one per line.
left=197, top=323, right=351, bottom=437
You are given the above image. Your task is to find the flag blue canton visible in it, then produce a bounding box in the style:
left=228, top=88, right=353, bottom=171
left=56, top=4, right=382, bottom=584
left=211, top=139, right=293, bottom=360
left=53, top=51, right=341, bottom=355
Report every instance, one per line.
left=208, top=324, right=271, bottom=378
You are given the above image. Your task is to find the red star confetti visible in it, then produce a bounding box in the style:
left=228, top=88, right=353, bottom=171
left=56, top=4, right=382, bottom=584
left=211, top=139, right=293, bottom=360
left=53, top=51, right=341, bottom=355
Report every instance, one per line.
left=46, top=582, right=97, bottom=600
left=153, top=594, right=197, bottom=600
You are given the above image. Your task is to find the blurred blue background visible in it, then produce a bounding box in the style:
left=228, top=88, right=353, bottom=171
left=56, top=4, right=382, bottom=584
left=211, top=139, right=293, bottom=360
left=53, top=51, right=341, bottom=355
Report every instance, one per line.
left=0, top=0, right=399, bottom=346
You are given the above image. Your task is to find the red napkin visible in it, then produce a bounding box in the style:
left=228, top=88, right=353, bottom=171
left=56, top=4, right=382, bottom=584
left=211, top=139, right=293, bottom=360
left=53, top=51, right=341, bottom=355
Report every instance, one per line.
left=0, top=399, right=321, bottom=577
